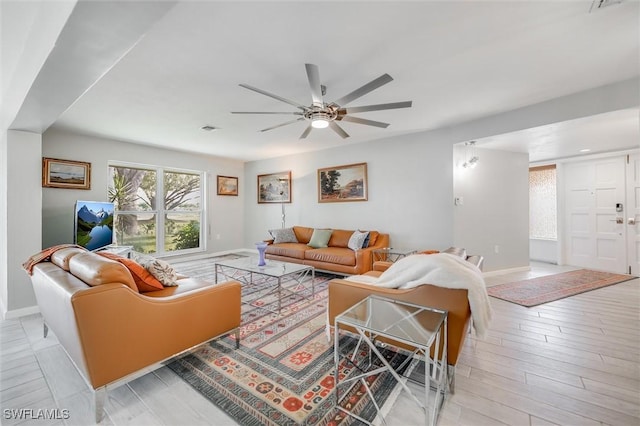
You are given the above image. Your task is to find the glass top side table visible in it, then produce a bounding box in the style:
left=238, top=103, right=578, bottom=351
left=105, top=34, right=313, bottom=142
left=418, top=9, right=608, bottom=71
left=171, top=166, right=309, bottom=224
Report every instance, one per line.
left=334, top=295, right=448, bottom=425
left=372, top=247, right=417, bottom=267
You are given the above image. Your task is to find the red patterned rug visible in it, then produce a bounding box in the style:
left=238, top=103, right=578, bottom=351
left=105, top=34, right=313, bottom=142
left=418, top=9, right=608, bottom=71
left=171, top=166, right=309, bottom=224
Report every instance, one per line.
left=487, top=269, right=635, bottom=307
left=167, top=265, right=408, bottom=426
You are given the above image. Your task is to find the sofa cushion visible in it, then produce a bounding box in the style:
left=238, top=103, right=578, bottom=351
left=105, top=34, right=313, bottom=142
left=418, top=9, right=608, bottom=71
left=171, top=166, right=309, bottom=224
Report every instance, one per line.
left=266, top=242, right=311, bottom=260
left=269, top=227, right=298, bottom=244
left=292, top=226, right=314, bottom=244
left=97, top=252, right=164, bottom=293
left=305, top=247, right=356, bottom=266
left=51, top=247, right=87, bottom=271
left=325, top=229, right=351, bottom=248
left=69, top=252, right=138, bottom=292
left=309, top=229, right=333, bottom=248
left=366, top=231, right=380, bottom=247
left=347, top=230, right=369, bottom=251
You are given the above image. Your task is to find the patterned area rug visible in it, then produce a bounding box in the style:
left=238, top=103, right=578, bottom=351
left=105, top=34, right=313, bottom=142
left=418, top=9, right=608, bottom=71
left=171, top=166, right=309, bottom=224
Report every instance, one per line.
left=168, top=259, right=408, bottom=425
left=487, top=269, right=635, bottom=307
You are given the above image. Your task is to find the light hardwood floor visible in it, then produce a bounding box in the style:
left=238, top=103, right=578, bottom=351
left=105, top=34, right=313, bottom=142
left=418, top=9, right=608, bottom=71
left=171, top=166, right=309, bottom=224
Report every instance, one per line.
left=1, top=263, right=638, bottom=426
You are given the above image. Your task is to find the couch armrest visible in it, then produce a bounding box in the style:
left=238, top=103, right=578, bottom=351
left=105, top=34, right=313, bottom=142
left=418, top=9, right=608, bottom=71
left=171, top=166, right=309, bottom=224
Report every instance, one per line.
left=71, top=280, right=241, bottom=388
left=373, top=261, right=392, bottom=272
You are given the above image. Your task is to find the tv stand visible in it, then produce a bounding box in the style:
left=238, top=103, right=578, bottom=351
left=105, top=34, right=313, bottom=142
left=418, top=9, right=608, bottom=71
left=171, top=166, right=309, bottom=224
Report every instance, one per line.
left=97, top=245, right=133, bottom=258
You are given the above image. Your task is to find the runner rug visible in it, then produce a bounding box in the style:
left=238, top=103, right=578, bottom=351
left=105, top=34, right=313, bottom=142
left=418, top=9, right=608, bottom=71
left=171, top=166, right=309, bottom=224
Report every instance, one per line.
left=487, top=269, right=635, bottom=307
left=168, top=259, right=408, bottom=425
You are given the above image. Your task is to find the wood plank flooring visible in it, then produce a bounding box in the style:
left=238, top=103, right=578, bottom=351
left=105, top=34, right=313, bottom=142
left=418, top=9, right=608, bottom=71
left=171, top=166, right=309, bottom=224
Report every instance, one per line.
left=1, top=263, right=638, bottom=425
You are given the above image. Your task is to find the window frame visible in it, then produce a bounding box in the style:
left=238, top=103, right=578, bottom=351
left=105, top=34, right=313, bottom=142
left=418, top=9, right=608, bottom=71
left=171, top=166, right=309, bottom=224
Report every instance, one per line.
left=108, top=161, right=206, bottom=256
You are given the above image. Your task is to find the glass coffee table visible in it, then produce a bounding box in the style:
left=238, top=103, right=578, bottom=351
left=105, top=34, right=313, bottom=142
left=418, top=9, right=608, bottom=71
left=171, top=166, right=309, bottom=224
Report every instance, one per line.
left=214, top=256, right=315, bottom=314
left=334, top=295, right=448, bottom=426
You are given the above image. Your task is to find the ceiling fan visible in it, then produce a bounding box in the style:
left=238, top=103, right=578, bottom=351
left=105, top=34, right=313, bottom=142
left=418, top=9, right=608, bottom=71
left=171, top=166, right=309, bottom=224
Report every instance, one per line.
left=232, top=64, right=412, bottom=139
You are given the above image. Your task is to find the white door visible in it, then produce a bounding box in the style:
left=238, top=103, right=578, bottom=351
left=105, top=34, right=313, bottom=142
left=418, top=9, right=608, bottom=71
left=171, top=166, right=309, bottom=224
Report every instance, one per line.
left=564, top=156, right=626, bottom=273
left=627, top=153, right=640, bottom=275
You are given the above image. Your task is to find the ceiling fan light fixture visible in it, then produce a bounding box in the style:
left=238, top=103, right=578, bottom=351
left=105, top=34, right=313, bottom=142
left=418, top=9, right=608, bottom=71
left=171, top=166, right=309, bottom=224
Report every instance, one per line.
left=311, top=118, right=329, bottom=129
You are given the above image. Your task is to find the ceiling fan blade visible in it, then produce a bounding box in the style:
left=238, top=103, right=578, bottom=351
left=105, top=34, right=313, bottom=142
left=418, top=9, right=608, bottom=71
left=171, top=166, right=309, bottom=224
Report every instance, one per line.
left=329, top=121, right=349, bottom=139
left=305, top=63, right=324, bottom=107
left=340, top=101, right=413, bottom=114
left=231, top=111, right=303, bottom=115
left=259, top=117, right=305, bottom=132
left=299, top=125, right=313, bottom=139
left=332, top=73, right=394, bottom=107
left=340, top=115, right=389, bottom=128
left=239, top=84, right=308, bottom=111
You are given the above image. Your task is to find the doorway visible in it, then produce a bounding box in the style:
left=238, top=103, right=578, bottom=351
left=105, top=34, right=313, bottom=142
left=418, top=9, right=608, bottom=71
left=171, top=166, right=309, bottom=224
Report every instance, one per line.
left=564, top=153, right=639, bottom=274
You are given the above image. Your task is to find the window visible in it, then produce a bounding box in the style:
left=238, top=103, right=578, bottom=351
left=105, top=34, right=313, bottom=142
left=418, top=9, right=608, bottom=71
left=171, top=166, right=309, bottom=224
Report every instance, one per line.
left=529, top=165, right=557, bottom=240
left=108, top=164, right=204, bottom=254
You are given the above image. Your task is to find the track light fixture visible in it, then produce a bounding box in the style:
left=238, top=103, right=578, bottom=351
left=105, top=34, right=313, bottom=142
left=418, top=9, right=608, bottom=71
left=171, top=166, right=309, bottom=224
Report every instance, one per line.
left=462, top=141, right=480, bottom=169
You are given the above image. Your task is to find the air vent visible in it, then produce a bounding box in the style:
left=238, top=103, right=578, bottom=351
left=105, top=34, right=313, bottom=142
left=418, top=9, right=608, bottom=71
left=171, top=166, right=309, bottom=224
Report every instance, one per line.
left=590, top=0, right=624, bottom=12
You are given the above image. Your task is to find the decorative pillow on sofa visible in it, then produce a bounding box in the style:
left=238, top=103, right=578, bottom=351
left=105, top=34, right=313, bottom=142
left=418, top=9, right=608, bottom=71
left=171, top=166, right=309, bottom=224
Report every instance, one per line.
left=132, top=253, right=179, bottom=286
left=348, top=230, right=369, bottom=251
left=308, top=229, right=333, bottom=248
left=97, top=252, right=164, bottom=292
left=269, top=227, right=298, bottom=244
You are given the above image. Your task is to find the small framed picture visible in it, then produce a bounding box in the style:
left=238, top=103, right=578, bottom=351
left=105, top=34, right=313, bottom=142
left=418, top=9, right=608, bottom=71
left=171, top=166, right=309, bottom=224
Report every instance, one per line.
left=42, top=157, right=91, bottom=190
left=257, top=171, right=291, bottom=203
left=318, top=162, right=367, bottom=203
left=217, top=175, right=238, bottom=196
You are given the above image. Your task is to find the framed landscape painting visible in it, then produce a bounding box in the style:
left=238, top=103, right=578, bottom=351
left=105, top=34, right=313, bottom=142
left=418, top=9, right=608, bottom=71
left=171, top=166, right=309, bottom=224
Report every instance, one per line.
left=318, top=162, right=367, bottom=203
left=257, top=171, right=291, bottom=203
left=217, top=175, right=238, bottom=196
left=42, top=157, right=91, bottom=190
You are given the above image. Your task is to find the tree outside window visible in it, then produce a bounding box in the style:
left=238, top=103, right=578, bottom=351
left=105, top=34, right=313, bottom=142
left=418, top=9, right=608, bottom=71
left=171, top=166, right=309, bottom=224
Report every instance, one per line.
left=108, top=165, right=203, bottom=254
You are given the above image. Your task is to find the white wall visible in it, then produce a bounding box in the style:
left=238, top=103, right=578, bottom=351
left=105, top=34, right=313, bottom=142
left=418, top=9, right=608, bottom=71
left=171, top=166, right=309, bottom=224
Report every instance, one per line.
left=1, top=131, right=43, bottom=317
left=453, top=146, right=530, bottom=271
left=42, top=128, right=245, bottom=256
left=244, top=131, right=455, bottom=253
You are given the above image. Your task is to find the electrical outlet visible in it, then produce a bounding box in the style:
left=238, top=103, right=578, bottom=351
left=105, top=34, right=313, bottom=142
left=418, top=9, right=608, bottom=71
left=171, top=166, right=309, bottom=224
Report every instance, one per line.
left=494, top=245, right=500, bottom=254
left=216, top=234, right=221, bottom=240
left=454, top=197, right=464, bottom=206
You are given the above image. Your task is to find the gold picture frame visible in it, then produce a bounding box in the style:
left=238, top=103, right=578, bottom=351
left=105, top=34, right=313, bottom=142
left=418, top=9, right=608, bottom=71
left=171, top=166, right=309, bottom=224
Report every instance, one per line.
left=257, top=171, right=291, bottom=203
left=318, top=162, right=367, bottom=203
left=42, top=157, right=91, bottom=190
left=217, top=175, right=239, bottom=196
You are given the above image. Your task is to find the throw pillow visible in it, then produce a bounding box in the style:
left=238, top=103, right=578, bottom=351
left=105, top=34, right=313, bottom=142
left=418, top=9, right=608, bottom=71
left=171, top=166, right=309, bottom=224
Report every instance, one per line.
left=133, top=253, right=179, bottom=286
left=347, top=230, right=369, bottom=251
left=97, top=252, right=164, bottom=292
left=269, top=227, right=298, bottom=244
left=359, top=230, right=371, bottom=248
left=308, top=229, right=333, bottom=248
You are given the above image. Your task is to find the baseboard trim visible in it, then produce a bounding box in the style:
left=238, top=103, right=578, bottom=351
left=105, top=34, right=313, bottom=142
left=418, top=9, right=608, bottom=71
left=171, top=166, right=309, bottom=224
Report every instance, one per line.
left=483, top=265, right=531, bottom=278
left=3, top=304, right=40, bottom=320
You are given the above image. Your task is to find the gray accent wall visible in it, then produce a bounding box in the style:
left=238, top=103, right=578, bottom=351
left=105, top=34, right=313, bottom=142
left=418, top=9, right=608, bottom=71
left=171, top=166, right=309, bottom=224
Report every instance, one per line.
left=41, top=128, right=245, bottom=255
left=454, top=146, right=530, bottom=271
left=243, top=132, right=455, bottom=253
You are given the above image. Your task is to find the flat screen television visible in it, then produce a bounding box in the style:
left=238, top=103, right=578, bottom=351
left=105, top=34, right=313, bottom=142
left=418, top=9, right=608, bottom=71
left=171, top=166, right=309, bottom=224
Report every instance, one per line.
left=74, top=200, right=115, bottom=251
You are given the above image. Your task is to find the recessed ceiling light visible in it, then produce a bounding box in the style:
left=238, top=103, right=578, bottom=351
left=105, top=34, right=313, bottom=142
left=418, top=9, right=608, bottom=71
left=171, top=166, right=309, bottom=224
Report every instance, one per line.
left=579, top=149, right=591, bottom=153
left=201, top=125, right=217, bottom=131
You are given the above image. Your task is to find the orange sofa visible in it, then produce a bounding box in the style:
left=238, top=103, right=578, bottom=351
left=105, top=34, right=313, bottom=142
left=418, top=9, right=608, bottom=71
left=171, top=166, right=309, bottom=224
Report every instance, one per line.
left=265, top=226, right=389, bottom=275
left=29, top=247, right=241, bottom=422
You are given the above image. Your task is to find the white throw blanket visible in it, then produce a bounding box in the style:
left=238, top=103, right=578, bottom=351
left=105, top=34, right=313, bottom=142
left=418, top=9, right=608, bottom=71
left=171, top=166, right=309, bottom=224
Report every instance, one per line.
left=346, top=253, right=492, bottom=338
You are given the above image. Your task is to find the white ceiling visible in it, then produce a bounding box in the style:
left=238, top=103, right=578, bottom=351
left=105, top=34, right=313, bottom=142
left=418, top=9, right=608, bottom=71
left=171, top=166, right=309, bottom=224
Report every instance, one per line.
left=20, top=1, right=640, bottom=161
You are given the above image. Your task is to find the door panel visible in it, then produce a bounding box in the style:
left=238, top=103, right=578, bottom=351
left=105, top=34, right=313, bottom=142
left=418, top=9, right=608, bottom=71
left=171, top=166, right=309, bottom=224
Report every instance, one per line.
left=628, top=153, right=640, bottom=275
left=565, top=157, right=626, bottom=273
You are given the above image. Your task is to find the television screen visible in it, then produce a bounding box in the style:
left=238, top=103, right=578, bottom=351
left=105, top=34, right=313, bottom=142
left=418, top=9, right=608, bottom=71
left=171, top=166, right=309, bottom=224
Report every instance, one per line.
left=74, top=200, right=115, bottom=251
